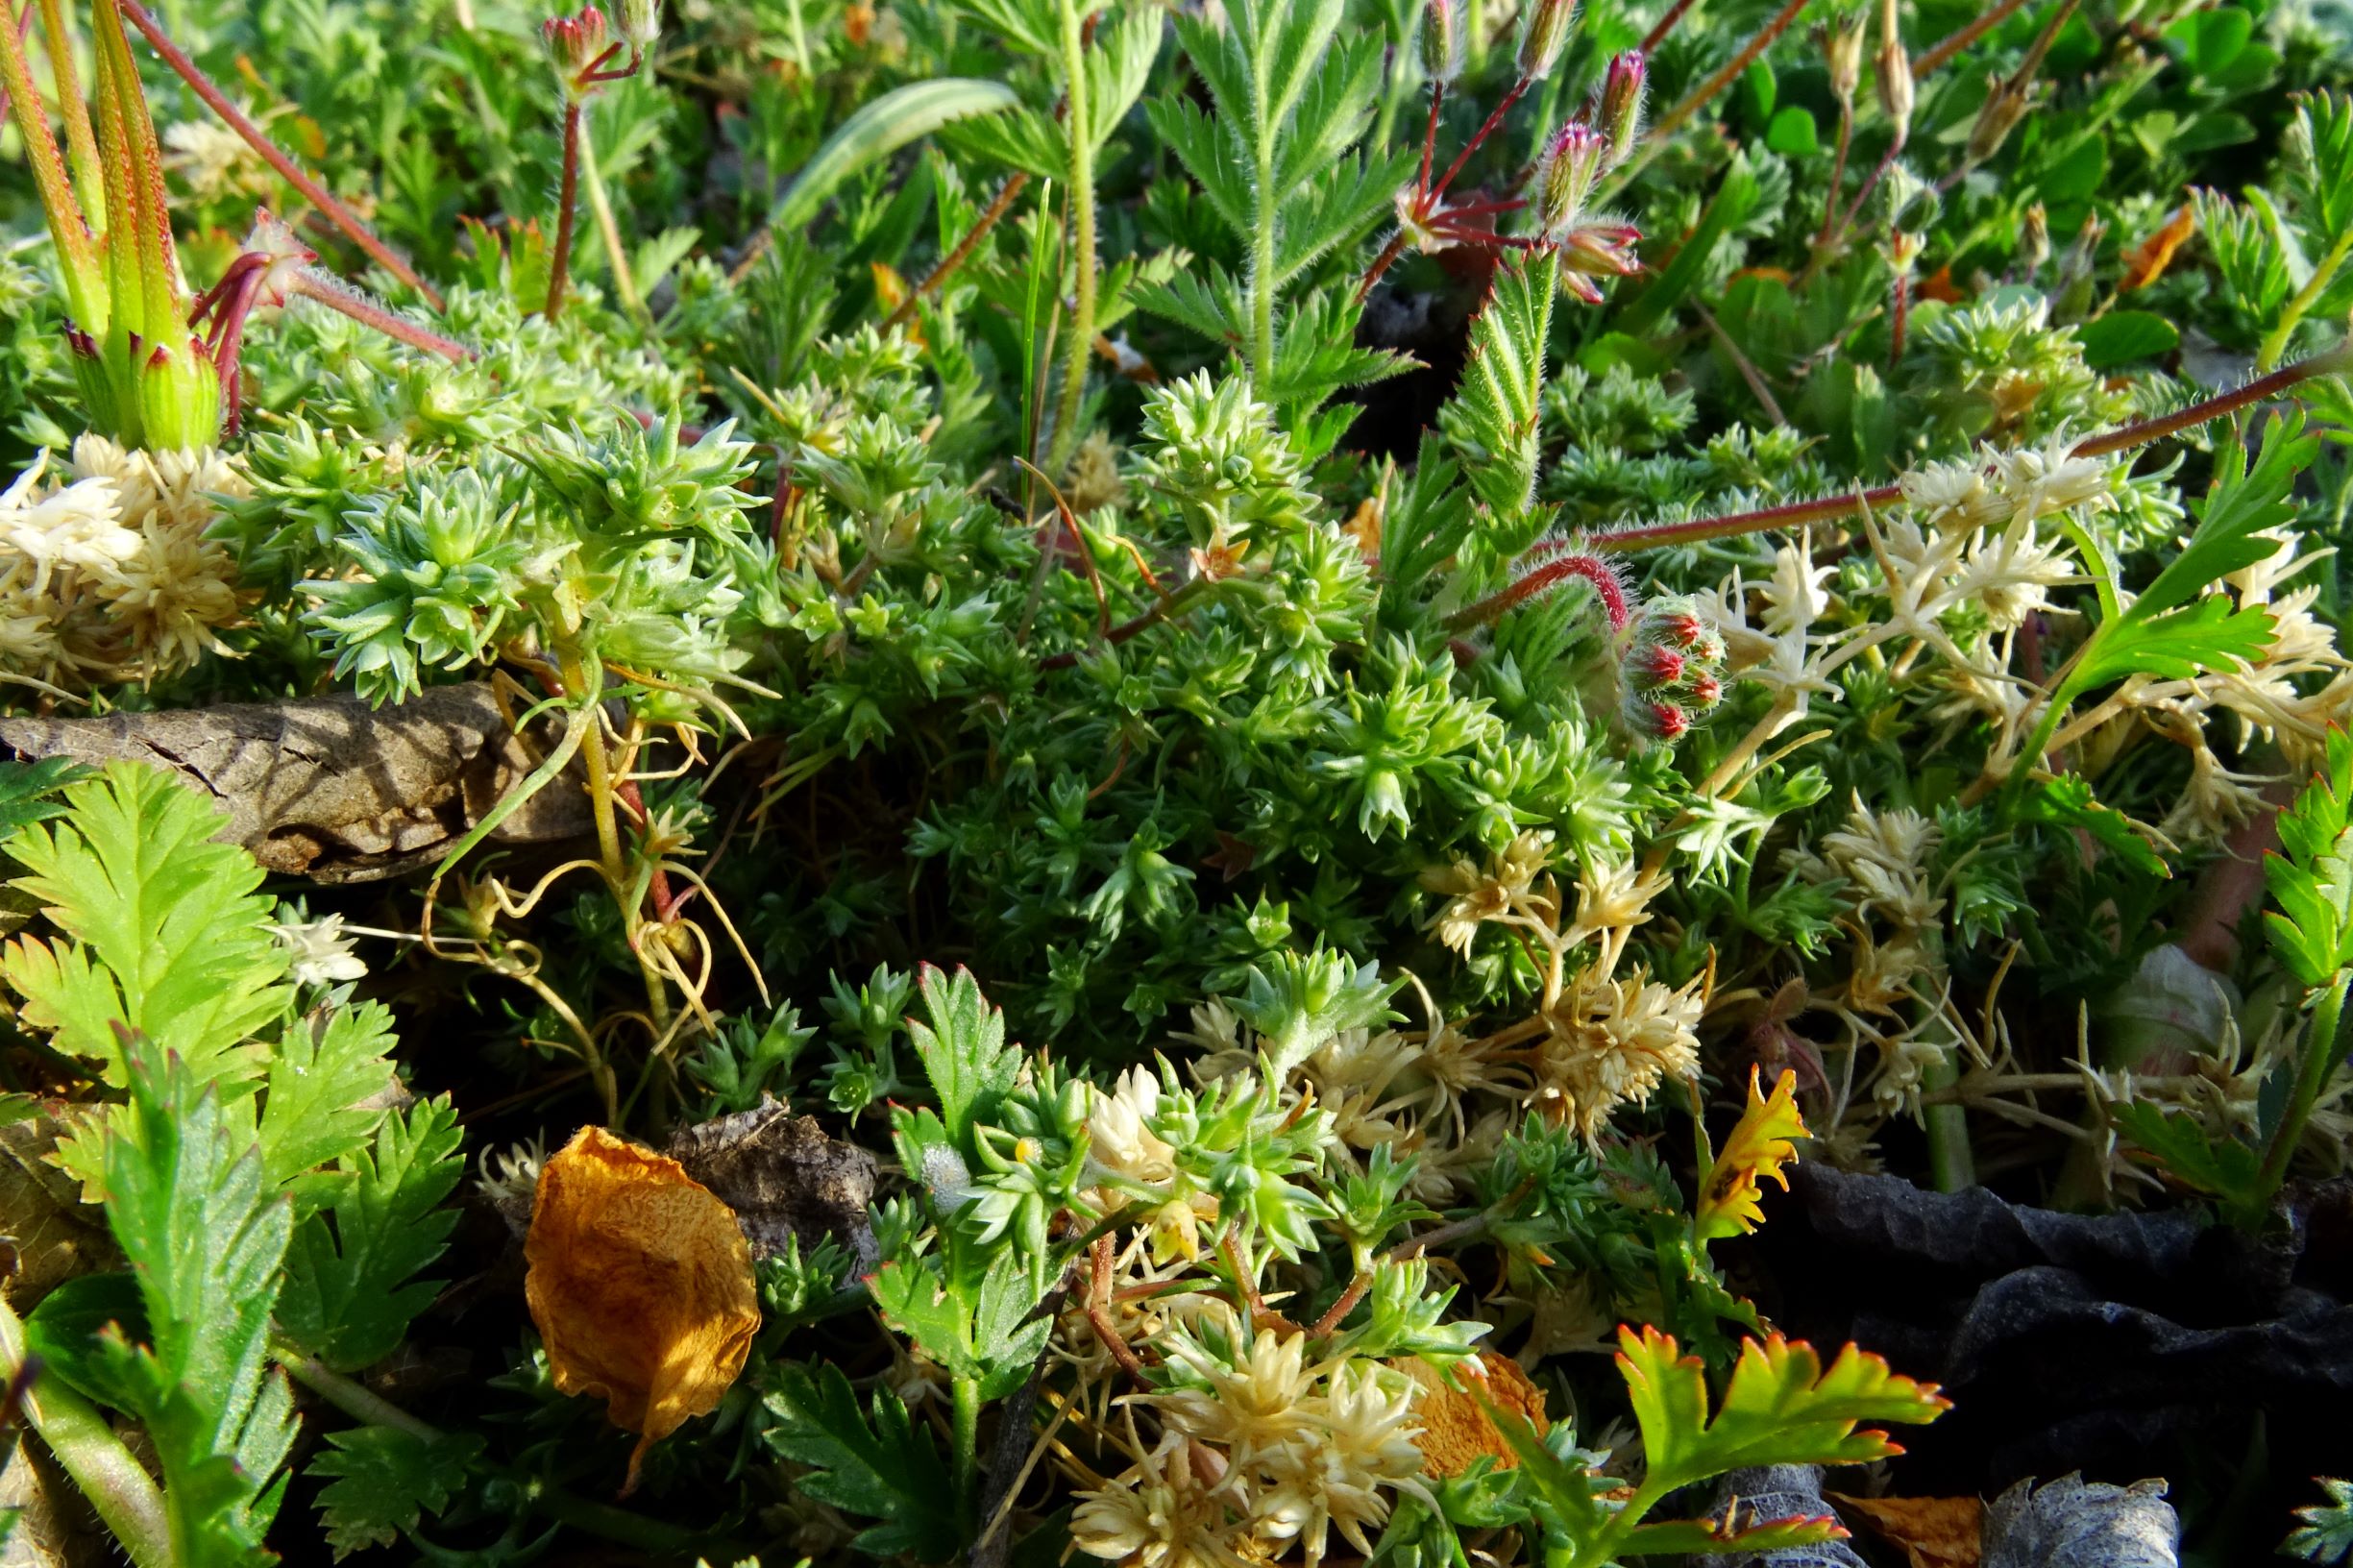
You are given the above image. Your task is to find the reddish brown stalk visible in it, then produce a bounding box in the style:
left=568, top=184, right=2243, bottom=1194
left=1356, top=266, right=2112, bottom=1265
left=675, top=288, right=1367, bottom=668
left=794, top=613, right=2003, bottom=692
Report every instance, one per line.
left=1085, top=1236, right=1150, bottom=1382
left=1913, top=0, right=2033, bottom=76
left=115, top=0, right=442, bottom=308
left=1418, top=79, right=1446, bottom=194
left=1597, top=338, right=2353, bottom=553
left=1648, top=0, right=1810, bottom=144
left=1431, top=75, right=1532, bottom=203
left=884, top=171, right=1029, bottom=332
left=1217, top=1226, right=1304, bottom=1336
left=1639, top=0, right=1701, bottom=52
left=1447, top=551, right=1632, bottom=630
left=0, top=1, right=33, bottom=154
left=546, top=101, right=583, bottom=322
left=1308, top=1271, right=1372, bottom=1337
left=290, top=271, right=475, bottom=361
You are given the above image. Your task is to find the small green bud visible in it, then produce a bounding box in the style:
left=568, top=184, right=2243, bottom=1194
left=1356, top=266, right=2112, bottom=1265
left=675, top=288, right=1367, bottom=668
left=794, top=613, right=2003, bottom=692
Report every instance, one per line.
left=1533, top=124, right=1609, bottom=235
left=1421, top=0, right=1464, bottom=86
left=1517, top=0, right=1578, bottom=82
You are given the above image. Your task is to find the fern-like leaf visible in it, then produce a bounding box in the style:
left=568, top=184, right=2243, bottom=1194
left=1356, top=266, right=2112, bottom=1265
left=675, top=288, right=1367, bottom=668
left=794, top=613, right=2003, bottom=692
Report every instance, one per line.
left=0, top=763, right=287, bottom=1088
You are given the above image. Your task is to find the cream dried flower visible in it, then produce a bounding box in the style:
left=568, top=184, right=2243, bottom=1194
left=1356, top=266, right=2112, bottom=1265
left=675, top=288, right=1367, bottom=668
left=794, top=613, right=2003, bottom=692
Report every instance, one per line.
left=1759, top=537, right=1833, bottom=636
left=1149, top=1328, right=1318, bottom=1469
left=1951, top=522, right=2077, bottom=631
left=1990, top=438, right=2118, bottom=526
left=1534, top=966, right=1704, bottom=1139
left=1899, top=456, right=2001, bottom=532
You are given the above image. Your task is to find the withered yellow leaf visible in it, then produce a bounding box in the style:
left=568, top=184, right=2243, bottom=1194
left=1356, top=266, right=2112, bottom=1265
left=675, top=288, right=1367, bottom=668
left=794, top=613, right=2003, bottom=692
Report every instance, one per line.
left=1403, top=1353, right=1548, bottom=1479
left=1829, top=1491, right=1983, bottom=1568
left=2120, top=205, right=2195, bottom=293
left=1694, top=1066, right=1807, bottom=1242
left=525, top=1126, right=761, bottom=1493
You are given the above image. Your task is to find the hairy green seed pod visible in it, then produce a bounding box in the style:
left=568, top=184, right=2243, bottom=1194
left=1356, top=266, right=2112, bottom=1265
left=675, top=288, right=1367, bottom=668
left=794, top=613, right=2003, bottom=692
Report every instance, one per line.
left=1517, top=0, right=1578, bottom=82
left=1421, top=0, right=1465, bottom=86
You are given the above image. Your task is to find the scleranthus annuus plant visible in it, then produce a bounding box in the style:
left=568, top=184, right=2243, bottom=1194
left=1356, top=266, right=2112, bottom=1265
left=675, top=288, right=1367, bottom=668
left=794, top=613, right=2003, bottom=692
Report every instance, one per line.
left=0, top=0, right=2350, bottom=1557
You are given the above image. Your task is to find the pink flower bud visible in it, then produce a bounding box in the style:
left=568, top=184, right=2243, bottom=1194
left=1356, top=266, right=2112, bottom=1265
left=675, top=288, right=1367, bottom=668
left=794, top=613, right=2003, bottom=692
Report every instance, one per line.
left=1630, top=642, right=1685, bottom=689
left=543, top=6, right=613, bottom=98
left=1654, top=609, right=1704, bottom=648
left=1555, top=219, right=1642, bottom=277
left=1598, top=52, right=1646, bottom=166
left=1534, top=125, right=1609, bottom=236
left=1637, top=699, right=1691, bottom=741
left=1684, top=672, right=1724, bottom=708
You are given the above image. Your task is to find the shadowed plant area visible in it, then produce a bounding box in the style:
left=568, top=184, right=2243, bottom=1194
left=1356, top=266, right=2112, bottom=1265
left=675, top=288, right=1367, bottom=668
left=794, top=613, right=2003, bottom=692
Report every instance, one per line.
left=0, top=0, right=2350, bottom=1560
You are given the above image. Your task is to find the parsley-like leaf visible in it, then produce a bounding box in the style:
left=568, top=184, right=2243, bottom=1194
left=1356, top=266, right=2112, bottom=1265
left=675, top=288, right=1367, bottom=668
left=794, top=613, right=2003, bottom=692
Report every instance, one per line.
left=0, top=763, right=287, bottom=1087
left=308, top=1425, right=485, bottom=1558
left=276, top=1098, right=465, bottom=1374
left=762, top=1362, right=961, bottom=1560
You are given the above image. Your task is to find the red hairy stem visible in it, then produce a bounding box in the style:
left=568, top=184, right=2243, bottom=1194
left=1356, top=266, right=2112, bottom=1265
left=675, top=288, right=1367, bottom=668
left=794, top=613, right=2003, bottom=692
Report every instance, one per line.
left=1447, top=551, right=1630, bottom=630
left=1596, top=337, right=2353, bottom=553
left=0, top=2, right=31, bottom=134
left=1913, top=0, right=2032, bottom=75
left=546, top=101, right=583, bottom=321
left=115, top=0, right=442, bottom=308
left=884, top=170, right=1029, bottom=332
left=1649, top=0, right=1809, bottom=144
left=291, top=271, right=476, bottom=360
left=1431, top=75, right=1531, bottom=204
left=1639, top=0, right=1699, bottom=53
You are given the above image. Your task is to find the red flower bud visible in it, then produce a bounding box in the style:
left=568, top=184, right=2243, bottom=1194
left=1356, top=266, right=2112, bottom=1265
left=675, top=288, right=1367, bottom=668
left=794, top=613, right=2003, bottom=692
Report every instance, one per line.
left=1598, top=52, right=1646, bottom=166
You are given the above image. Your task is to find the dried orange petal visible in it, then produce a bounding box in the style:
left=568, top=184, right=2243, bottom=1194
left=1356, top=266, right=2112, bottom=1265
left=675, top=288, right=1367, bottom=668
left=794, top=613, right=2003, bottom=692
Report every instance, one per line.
left=1403, top=1353, right=1549, bottom=1478
left=525, top=1126, right=762, bottom=1492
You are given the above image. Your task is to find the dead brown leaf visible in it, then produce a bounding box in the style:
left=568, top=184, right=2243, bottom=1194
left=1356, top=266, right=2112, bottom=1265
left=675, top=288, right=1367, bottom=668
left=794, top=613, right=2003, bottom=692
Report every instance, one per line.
left=2120, top=205, right=2196, bottom=293
left=1830, top=1491, right=1983, bottom=1568
left=525, top=1126, right=761, bottom=1494
left=1402, top=1353, right=1547, bottom=1479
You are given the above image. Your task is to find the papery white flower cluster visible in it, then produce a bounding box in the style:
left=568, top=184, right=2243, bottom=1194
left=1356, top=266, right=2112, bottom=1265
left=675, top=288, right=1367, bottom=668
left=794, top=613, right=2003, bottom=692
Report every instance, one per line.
left=0, top=436, right=246, bottom=687
left=1073, top=1313, right=1429, bottom=1568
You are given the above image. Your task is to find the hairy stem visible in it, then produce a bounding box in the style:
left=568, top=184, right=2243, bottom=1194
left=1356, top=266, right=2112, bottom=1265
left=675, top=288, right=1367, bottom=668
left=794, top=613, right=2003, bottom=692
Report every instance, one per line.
left=547, top=99, right=584, bottom=321
left=2257, top=226, right=2353, bottom=373
left=291, top=270, right=475, bottom=360
left=1599, top=337, right=2353, bottom=553
left=1050, top=0, right=1098, bottom=470
left=0, top=0, right=102, bottom=316
left=0, top=1297, right=170, bottom=1568
left=2254, top=971, right=2351, bottom=1210
left=1430, top=74, right=1529, bottom=203
left=34, top=0, right=100, bottom=217
left=578, top=120, right=650, bottom=325
left=951, top=1375, right=982, bottom=1525
left=115, top=0, right=442, bottom=307
left=1247, top=15, right=1279, bottom=386
left=885, top=171, right=1030, bottom=332
left=1638, top=0, right=1700, bottom=54
left=1646, top=0, right=1809, bottom=145
left=1912, top=0, right=2032, bottom=75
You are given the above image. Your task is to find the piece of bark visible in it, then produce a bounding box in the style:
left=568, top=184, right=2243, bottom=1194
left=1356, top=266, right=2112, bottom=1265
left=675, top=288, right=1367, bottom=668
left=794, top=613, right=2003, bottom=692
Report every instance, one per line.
left=0, top=683, right=590, bottom=883
left=666, top=1097, right=877, bottom=1268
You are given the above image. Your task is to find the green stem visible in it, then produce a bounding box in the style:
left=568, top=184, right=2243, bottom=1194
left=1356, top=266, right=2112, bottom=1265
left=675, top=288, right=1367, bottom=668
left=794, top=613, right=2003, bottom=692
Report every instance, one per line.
left=273, top=1346, right=727, bottom=1558
left=2254, top=970, right=2350, bottom=1209
left=555, top=634, right=673, bottom=1043
left=951, top=1375, right=982, bottom=1526
left=578, top=116, right=650, bottom=326
left=1050, top=0, right=1097, bottom=471
left=0, top=1296, right=170, bottom=1568
left=1247, top=13, right=1278, bottom=388
left=2257, top=226, right=2353, bottom=374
